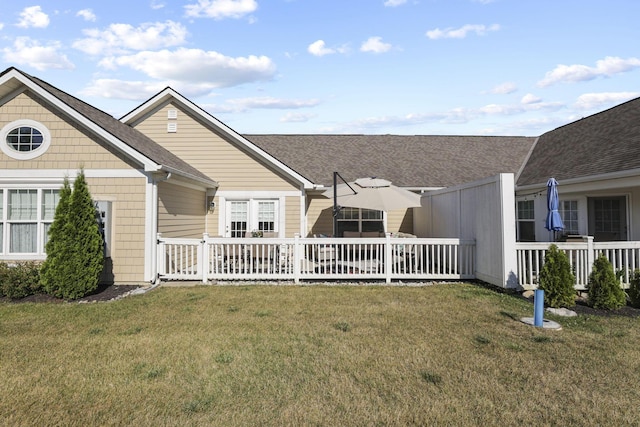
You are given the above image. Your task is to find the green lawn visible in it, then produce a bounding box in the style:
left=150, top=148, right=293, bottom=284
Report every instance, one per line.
left=1, top=283, right=640, bottom=426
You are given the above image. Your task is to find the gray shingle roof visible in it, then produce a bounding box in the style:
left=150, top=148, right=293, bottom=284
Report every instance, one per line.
left=12, top=69, right=215, bottom=185
left=517, top=97, right=640, bottom=187
left=245, top=134, right=536, bottom=188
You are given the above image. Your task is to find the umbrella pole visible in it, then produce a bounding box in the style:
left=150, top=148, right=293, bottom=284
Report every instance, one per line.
left=333, top=171, right=338, bottom=237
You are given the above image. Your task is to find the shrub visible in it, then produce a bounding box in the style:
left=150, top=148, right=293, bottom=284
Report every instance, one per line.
left=537, top=244, right=576, bottom=308
left=628, top=270, right=640, bottom=308
left=0, top=261, right=42, bottom=299
left=587, top=254, right=626, bottom=310
left=40, top=170, right=104, bottom=300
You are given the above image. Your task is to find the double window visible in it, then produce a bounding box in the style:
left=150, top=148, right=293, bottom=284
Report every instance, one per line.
left=227, top=200, right=278, bottom=237
left=336, top=207, right=383, bottom=237
left=0, top=189, right=59, bottom=255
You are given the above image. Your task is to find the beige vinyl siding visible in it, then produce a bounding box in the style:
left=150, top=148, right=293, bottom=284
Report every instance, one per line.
left=158, top=182, right=206, bottom=238
left=0, top=92, right=138, bottom=170
left=284, top=196, right=301, bottom=237
left=132, top=103, right=298, bottom=191
left=88, top=177, right=147, bottom=284
left=306, top=196, right=334, bottom=236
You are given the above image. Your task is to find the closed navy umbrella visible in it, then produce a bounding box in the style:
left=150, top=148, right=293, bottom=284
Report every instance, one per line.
left=545, top=177, right=564, bottom=232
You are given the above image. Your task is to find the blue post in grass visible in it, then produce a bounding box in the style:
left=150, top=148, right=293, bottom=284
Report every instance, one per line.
left=534, top=289, right=544, bottom=327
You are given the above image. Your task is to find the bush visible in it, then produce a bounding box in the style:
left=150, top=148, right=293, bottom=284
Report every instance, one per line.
left=628, top=270, right=640, bottom=308
left=0, top=261, right=43, bottom=299
left=537, top=244, right=576, bottom=308
left=587, top=254, right=626, bottom=310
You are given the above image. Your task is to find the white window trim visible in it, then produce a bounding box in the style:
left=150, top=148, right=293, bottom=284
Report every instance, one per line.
left=0, top=119, right=52, bottom=160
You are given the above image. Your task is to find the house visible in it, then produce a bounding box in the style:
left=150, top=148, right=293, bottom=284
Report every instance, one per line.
left=2, top=65, right=637, bottom=286
left=515, top=97, right=640, bottom=243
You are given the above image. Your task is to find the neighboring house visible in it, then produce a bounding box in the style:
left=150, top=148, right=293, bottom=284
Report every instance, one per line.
left=3, top=66, right=636, bottom=286
left=516, top=97, right=640, bottom=242
left=0, top=67, right=218, bottom=284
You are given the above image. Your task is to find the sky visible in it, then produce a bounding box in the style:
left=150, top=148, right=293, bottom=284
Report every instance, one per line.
left=1, top=0, right=639, bottom=136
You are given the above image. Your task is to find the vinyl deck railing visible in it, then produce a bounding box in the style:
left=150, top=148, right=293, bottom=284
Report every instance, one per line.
left=516, top=237, right=640, bottom=289
left=157, top=233, right=476, bottom=283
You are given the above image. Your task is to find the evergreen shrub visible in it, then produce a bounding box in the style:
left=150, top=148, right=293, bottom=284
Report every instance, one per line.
left=40, top=170, right=104, bottom=300
left=627, top=270, right=640, bottom=308
left=0, top=261, right=42, bottom=299
left=538, top=244, right=576, bottom=308
left=587, top=254, right=626, bottom=310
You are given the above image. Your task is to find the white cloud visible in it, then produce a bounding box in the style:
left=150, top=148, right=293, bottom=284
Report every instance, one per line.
left=2, top=37, right=74, bottom=71
left=80, top=79, right=172, bottom=100
left=538, top=56, right=640, bottom=87
left=227, top=96, right=320, bottom=110
left=384, top=0, right=407, bottom=6
left=100, top=48, right=276, bottom=88
left=360, top=36, right=392, bottom=54
left=280, top=112, right=316, bottom=123
left=329, top=100, right=564, bottom=133
left=17, top=6, right=50, bottom=29
left=73, top=21, right=188, bottom=55
left=150, top=0, right=166, bottom=9
left=489, top=82, right=517, bottom=94
left=308, top=40, right=334, bottom=56
left=0, top=23, right=5, bottom=31
left=307, top=40, right=348, bottom=56
left=521, top=93, right=541, bottom=104
left=426, top=24, right=500, bottom=40
left=573, top=92, right=640, bottom=110
left=184, top=0, right=258, bottom=19
left=76, top=9, right=97, bottom=22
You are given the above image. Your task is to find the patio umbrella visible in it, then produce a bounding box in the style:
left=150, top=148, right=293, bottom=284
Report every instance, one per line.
left=323, top=176, right=422, bottom=212
left=544, top=177, right=565, bottom=233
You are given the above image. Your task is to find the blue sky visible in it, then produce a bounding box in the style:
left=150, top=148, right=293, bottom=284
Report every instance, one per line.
left=1, top=0, right=639, bottom=136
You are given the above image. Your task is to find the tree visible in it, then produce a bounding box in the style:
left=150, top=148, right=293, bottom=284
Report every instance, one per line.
left=537, top=244, right=576, bottom=308
left=587, top=254, right=626, bottom=310
left=40, top=176, right=72, bottom=297
left=40, top=170, right=104, bottom=299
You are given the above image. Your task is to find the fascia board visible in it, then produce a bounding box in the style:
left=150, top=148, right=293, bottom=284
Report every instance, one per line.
left=122, top=88, right=316, bottom=190
left=2, top=70, right=161, bottom=171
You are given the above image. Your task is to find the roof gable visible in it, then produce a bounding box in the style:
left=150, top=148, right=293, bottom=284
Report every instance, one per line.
left=121, top=88, right=316, bottom=189
left=245, top=134, right=536, bottom=188
left=517, top=97, right=640, bottom=187
left=0, top=67, right=216, bottom=187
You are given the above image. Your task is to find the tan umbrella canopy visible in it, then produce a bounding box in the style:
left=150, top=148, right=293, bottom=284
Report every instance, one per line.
left=322, top=176, right=422, bottom=212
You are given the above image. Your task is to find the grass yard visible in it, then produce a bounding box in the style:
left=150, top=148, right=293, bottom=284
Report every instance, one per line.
left=1, top=283, right=640, bottom=426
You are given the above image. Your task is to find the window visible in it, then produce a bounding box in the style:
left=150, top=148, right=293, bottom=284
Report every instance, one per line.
left=0, top=120, right=51, bottom=160
left=560, top=200, right=578, bottom=235
left=1, top=188, right=59, bottom=255
left=257, top=201, right=276, bottom=232
left=517, top=200, right=535, bottom=242
left=226, top=199, right=279, bottom=237
left=336, top=207, right=383, bottom=236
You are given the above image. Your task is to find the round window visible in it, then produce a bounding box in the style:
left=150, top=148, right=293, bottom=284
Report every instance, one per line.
left=0, top=120, right=51, bottom=160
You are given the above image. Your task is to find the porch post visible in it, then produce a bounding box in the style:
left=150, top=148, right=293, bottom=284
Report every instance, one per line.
left=294, top=233, right=301, bottom=284
left=201, top=233, right=209, bottom=284
left=385, top=233, right=392, bottom=284
left=584, top=235, right=595, bottom=279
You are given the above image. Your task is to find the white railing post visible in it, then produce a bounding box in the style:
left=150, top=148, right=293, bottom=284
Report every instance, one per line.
left=201, top=233, right=209, bottom=284
left=385, top=233, right=392, bottom=284
left=584, top=235, right=595, bottom=281
left=156, top=233, right=165, bottom=276
left=293, top=233, right=301, bottom=283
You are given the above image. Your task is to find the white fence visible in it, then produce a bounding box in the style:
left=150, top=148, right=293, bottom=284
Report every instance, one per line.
left=516, top=237, right=640, bottom=289
left=157, top=233, right=476, bottom=284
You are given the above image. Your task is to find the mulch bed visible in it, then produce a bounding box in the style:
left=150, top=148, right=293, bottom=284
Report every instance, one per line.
left=1, top=284, right=141, bottom=304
